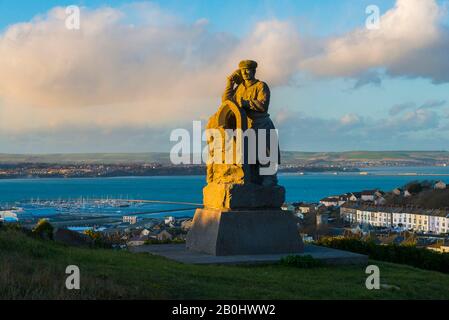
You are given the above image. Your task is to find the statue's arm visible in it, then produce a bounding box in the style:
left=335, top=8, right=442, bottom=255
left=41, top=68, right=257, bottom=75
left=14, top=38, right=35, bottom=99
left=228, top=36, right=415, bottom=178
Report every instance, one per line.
left=222, top=78, right=236, bottom=103
left=244, top=82, right=270, bottom=113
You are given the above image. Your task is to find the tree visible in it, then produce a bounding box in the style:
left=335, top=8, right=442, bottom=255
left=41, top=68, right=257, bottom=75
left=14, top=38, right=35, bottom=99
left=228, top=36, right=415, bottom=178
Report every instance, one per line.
left=84, top=229, right=102, bottom=242
left=406, top=182, right=422, bottom=194
left=32, top=219, right=54, bottom=240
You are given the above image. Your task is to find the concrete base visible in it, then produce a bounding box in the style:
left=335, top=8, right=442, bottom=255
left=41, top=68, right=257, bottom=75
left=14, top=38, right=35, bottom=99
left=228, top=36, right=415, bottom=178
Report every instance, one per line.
left=130, top=244, right=368, bottom=265
left=203, top=183, right=285, bottom=209
left=186, top=208, right=304, bottom=256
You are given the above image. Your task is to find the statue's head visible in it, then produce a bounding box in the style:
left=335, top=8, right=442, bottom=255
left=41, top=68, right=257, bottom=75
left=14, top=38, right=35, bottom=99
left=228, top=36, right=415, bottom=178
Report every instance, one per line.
left=239, top=60, right=257, bottom=81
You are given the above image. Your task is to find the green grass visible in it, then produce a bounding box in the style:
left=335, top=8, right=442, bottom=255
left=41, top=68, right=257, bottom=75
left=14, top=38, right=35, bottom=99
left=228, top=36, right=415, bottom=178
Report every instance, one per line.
left=0, top=152, right=170, bottom=164
left=1, top=228, right=449, bottom=299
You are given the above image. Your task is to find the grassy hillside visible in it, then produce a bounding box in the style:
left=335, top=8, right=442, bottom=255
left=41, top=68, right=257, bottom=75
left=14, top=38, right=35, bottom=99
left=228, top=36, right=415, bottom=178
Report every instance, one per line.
left=0, top=153, right=171, bottom=164
left=281, top=150, right=449, bottom=162
left=1, top=228, right=449, bottom=299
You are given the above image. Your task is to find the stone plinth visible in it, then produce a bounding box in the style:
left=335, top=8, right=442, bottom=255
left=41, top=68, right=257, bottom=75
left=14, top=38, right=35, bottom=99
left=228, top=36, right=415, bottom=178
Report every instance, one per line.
left=203, top=182, right=285, bottom=210
left=130, top=244, right=368, bottom=265
left=186, top=208, right=304, bottom=256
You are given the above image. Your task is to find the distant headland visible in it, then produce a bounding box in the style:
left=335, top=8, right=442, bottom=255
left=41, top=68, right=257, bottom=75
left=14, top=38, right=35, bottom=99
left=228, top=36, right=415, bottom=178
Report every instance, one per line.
left=0, top=151, right=448, bottom=179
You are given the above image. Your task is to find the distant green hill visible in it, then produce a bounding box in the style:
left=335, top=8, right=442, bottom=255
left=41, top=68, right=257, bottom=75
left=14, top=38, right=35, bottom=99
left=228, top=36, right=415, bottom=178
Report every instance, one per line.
left=0, top=151, right=448, bottom=165
left=281, top=150, right=449, bottom=162
left=1, top=227, right=449, bottom=299
left=0, top=152, right=170, bottom=164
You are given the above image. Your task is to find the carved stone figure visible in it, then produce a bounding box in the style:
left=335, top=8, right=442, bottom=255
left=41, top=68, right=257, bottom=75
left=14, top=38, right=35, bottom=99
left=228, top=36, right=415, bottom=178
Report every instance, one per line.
left=186, top=60, right=304, bottom=256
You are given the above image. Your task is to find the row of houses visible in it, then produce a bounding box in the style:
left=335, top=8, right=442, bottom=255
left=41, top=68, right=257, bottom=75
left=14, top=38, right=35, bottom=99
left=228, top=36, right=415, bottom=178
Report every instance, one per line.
left=127, top=229, right=176, bottom=246
left=0, top=210, right=19, bottom=223
left=320, top=190, right=386, bottom=207
left=340, top=204, right=449, bottom=234
left=125, top=217, right=193, bottom=246
left=320, top=181, right=447, bottom=209
left=392, top=180, right=447, bottom=196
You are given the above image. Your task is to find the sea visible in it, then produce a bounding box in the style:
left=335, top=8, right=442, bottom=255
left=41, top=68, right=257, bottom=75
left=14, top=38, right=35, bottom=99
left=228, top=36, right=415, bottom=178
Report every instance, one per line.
left=1, top=166, right=449, bottom=219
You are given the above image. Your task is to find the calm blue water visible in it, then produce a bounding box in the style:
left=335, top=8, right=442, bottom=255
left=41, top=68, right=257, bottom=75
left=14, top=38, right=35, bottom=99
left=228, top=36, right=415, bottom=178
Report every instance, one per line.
left=0, top=166, right=448, bottom=205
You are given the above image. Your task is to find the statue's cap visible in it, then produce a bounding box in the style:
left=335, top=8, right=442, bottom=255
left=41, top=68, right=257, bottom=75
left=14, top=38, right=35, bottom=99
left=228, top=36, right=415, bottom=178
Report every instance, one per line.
left=239, top=60, right=258, bottom=69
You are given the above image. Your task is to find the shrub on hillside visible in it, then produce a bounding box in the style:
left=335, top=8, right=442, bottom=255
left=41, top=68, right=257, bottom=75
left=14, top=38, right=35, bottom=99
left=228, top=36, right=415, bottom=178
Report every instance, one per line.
left=84, top=229, right=102, bottom=241
left=0, top=221, right=21, bottom=231
left=144, top=238, right=185, bottom=245
left=83, top=229, right=111, bottom=248
left=317, top=236, right=449, bottom=273
left=32, top=219, right=54, bottom=240
left=406, top=182, right=423, bottom=194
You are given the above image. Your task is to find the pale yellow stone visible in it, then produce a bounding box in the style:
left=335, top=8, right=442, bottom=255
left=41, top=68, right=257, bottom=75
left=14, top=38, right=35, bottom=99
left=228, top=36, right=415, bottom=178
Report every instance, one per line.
left=203, top=60, right=283, bottom=209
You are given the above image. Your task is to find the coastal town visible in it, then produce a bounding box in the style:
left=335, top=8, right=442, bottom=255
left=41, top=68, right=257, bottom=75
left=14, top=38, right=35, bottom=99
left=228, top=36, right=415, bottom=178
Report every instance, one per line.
left=0, top=163, right=205, bottom=178
left=1, top=179, right=448, bottom=253
left=295, top=180, right=449, bottom=253
left=0, top=162, right=361, bottom=179
left=1, top=150, right=449, bottom=179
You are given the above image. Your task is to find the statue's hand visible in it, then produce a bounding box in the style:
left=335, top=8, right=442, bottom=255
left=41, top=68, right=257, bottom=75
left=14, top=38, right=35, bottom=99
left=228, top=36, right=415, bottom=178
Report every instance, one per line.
left=228, top=69, right=243, bottom=85
left=238, top=97, right=249, bottom=109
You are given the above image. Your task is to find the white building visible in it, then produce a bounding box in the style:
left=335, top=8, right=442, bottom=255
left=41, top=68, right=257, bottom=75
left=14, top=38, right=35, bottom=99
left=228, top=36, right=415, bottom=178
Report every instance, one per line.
left=123, top=215, right=137, bottom=224
left=361, top=190, right=377, bottom=202
left=164, top=216, right=175, bottom=225
left=181, top=219, right=193, bottom=231
left=340, top=206, right=357, bottom=223
left=340, top=205, right=449, bottom=235
left=319, top=196, right=347, bottom=207
left=281, top=204, right=295, bottom=211
left=296, top=205, right=312, bottom=214
left=348, top=192, right=362, bottom=201
left=0, top=210, right=19, bottom=222
left=126, top=235, right=148, bottom=246
left=156, top=230, right=173, bottom=241
left=428, top=245, right=449, bottom=253
left=374, top=196, right=387, bottom=206
left=434, top=181, right=447, bottom=190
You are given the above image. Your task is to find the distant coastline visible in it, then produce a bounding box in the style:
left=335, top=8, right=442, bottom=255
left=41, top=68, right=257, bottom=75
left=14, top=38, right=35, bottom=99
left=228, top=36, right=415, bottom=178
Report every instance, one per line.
left=0, top=163, right=359, bottom=180
left=0, top=151, right=448, bottom=180
left=1, top=150, right=448, bottom=165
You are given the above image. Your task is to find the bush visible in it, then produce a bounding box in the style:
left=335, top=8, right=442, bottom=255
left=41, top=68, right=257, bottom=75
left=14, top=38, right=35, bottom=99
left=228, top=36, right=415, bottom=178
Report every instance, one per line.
left=32, top=219, right=54, bottom=240
left=144, top=238, right=185, bottom=245
left=280, top=255, right=324, bottom=268
left=83, top=229, right=102, bottom=241
left=0, top=222, right=22, bottom=232
left=405, top=181, right=423, bottom=194
left=82, top=229, right=112, bottom=248
left=317, top=236, right=449, bottom=273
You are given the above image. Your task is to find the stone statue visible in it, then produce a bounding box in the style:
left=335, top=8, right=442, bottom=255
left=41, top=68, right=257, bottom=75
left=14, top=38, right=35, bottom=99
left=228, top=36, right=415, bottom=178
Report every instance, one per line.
left=205, top=60, right=280, bottom=189
left=222, top=60, right=280, bottom=187
left=186, top=60, right=304, bottom=256
left=202, top=60, right=285, bottom=210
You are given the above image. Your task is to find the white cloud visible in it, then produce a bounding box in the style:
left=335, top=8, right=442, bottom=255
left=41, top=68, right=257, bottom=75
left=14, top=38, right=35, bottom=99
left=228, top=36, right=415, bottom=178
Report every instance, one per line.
left=275, top=105, right=448, bottom=151
left=340, top=113, right=361, bottom=126
left=0, top=4, right=302, bottom=132
left=301, top=0, right=449, bottom=83
left=1, top=0, right=449, bottom=152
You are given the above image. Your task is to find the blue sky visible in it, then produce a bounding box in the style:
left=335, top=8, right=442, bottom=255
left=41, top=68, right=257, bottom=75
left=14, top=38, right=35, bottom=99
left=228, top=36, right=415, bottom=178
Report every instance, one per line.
left=0, top=0, right=396, bottom=34
left=0, top=0, right=449, bottom=153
